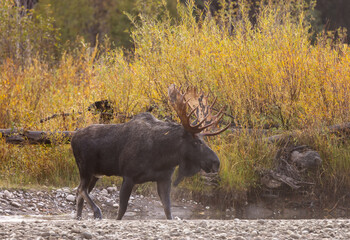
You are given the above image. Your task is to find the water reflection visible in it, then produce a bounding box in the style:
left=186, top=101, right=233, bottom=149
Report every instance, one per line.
left=0, top=214, right=75, bottom=223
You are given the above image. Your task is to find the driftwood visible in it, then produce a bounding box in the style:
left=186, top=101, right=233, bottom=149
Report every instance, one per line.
left=328, top=122, right=350, bottom=136
left=39, top=100, right=158, bottom=124
left=260, top=145, right=321, bottom=191
left=258, top=123, right=350, bottom=193
left=0, top=128, right=74, bottom=145
left=40, top=112, right=82, bottom=123
left=40, top=100, right=115, bottom=124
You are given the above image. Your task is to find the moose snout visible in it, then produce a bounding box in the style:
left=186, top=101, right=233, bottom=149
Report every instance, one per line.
left=211, top=159, right=220, bottom=173
left=202, top=158, right=220, bottom=173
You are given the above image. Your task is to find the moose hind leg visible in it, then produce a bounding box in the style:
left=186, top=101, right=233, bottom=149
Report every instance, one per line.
left=78, top=177, right=102, bottom=219
left=76, top=182, right=84, bottom=220
left=117, top=177, right=134, bottom=220
left=88, top=176, right=99, bottom=193
left=75, top=176, right=98, bottom=219
left=157, top=179, right=172, bottom=220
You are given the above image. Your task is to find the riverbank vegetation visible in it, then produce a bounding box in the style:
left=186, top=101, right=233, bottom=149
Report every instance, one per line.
left=0, top=1, right=349, bottom=202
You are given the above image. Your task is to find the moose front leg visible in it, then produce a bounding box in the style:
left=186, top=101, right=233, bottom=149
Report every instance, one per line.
left=157, top=179, right=173, bottom=220
left=117, top=177, right=134, bottom=220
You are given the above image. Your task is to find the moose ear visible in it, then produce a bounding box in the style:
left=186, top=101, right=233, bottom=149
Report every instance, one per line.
left=173, top=159, right=201, bottom=187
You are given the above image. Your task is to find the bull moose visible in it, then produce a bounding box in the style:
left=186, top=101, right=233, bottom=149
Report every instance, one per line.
left=71, top=84, right=229, bottom=220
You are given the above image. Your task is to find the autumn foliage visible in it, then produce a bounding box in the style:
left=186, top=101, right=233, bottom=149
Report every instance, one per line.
left=0, top=1, right=349, bottom=196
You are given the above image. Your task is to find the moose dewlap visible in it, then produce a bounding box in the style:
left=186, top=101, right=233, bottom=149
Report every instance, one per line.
left=71, top=84, right=229, bottom=220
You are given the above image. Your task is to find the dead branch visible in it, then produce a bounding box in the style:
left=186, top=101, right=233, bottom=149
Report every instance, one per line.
left=0, top=128, right=75, bottom=145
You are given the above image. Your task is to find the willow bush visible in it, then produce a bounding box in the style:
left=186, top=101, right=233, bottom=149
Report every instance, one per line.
left=0, top=1, right=349, bottom=196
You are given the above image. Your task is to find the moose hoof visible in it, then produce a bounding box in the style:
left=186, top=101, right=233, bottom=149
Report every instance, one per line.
left=94, top=214, right=102, bottom=219
left=94, top=210, right=102, bottom=219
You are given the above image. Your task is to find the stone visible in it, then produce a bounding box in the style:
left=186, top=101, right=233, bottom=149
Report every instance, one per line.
left=3, top=190, right=14, bottom=199
left=37, top=202, right=45, bottom=207
left=234, top=237, right=245, bottom=240
left=62, top=188, right=72, bottom=193
left=66, top=195, right=76, bottom=202
left=199, top=221, right=207, bottom=228
left=10, top=201, right=21, bottom=208
left=100, top=189, right=108, bottom=196
left=290, top=233, right=301, bottom=239
left=41, top=232, right=51, bottom=237
left=257, top=220, right=265, bottom=224
left=107, top=187, right=117, bottom=193
left=71, top=228, right=81, bottom=234
left=290, top=150, right=322, bottom=169
left=82, top=231, right=93, bottom=239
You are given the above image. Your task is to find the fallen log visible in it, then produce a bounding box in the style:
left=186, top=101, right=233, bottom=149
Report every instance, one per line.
left=265, top=122, right=350, bottom=144
left=328, top=122, right=350, bottom=136
left=2, top=121, right=349, bottom=145
left=0, top=128, right=75, bottom=145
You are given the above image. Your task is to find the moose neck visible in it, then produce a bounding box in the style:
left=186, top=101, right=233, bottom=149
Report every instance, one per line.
left=152, top=123, right=186, bottom=167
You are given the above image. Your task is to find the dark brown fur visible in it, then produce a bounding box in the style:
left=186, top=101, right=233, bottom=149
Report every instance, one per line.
left=71, top=112, right=220, bottom=220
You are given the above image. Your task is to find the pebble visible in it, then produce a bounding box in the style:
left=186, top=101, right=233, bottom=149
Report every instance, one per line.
left=3, top=190, right=14, bottom=199
left=66, top=195, right=76, bottom=202
left=107, top=187, right=117, bottom=193
left=71, top=228, right=81, bottom=233
left=41, top=232, right=51, bottom=237
left=81, top=231, right=93, bottom=239
left=290, top=233, right=301, bottom=239
left=2, top=219, right=349, bottom=239
left=10, top=201, right=21, bottom=208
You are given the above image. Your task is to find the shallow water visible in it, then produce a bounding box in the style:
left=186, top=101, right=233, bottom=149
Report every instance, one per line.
left=0, top=214, right=75, bottom=223
left=0, top=205, right=235, bottom=223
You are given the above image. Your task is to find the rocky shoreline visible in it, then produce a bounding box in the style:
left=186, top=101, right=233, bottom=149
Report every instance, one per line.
left=0, top=187, right=232, bottom=220
left=1, top=217, right=350, bottom=239
left=1, top=188, right=350, bottom=239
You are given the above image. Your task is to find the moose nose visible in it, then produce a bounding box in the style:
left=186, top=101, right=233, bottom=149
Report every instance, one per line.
left=212, top=160, right=220, bottom=173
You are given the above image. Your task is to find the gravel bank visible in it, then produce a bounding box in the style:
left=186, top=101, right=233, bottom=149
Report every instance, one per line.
left=1, top=188, right=349, bottom=239
left=1, top=218, right=350, bottom=239
left=0, top=187, right=231, bottom=220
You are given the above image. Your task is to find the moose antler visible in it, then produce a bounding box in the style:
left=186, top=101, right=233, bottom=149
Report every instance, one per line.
left=168, top=84, right=230, bottom=136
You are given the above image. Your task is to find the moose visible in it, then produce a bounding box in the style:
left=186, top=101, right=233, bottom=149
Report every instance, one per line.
left=71, top=84, right=229, bottom=220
